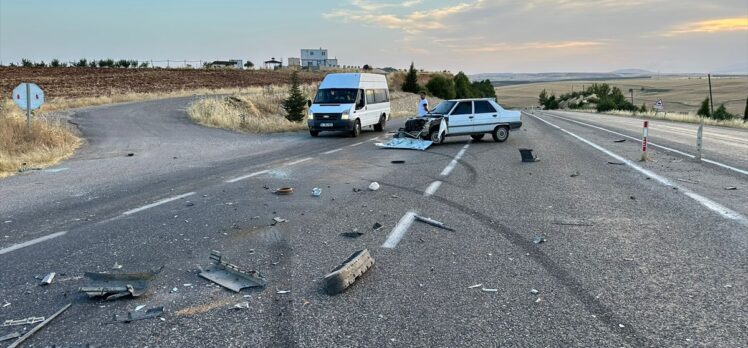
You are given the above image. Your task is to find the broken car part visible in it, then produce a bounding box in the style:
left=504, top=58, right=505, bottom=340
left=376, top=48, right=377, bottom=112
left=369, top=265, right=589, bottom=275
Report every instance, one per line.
left=372, top=222, right=383, bottom=230
left=274, top=187, right=294, bottom=195
left=106, top=306, right=164, bottom=324
left=41, top=272, right=56, bottom=285
left=324, top=249, right=375, bottom=295
left=80, top=267, right=162, bottom=300
left=368, top=182, right=380, bottom=191
left=607, top=161, right=625, bottom=165
left=414, top=215, right=455, bottom=232
left=533, top=236, right=546, bottom=244
left=6, top=303, right=71, bottom=348
left=724, top=186, right=737, bottom=190
left=3, top=317, right=44, bottom=327
left=613, top=139, right=627, bottom=143
left=312, top=187, right=322, bottom=196
left=199, top=251, right=267, bottom=292
left=0, top=332, right=21, bottom=342
left=376, top=138, right=433, bottom=151
left=519, top=148, right=539, bottom=162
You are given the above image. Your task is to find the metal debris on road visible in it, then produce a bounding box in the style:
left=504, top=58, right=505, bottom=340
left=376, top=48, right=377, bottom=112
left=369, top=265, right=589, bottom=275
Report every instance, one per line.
left=368, top=182, right=380, bottom=191
left=276, top=290, right=291, bottom=294
left=135, top=305, right=146, bottom=311
left=3, top=317, right=44, bottom=327
left=324, top=249, right=375, bottom=295
left=312, top=187, right=322, bottom=196
left=79, top=266, right=162, bottom=300
left=530, top=289, right=540, bottom=294
left=0, top=332, right=21, bottom=342
left=274, top=187, right=294, bottom=195
left=272, top=217, right=288, bottom=224
left=233, top=301, right=250, bottom=309
left=376, top=138, right=433, bottom=151
left=6, top=303, right=71, bottom=348
left=481, top=288, right=498, bottom=292
left=519, top=148, right=540, bottom=162
left=199, top=251, right=267, bottom=292
left=41, top=272, right=56, bottom=285
left=724, top=186, right=737, bottom=190
left=533, top=236, right=546, bottom=244
left=372, top=222, right=383, bottom=230
left=468, top=284, right=483, bottom=289
left=570, top=171, right=580, bottom=177
left=613, top=139, right=627, bottom=143
left=607, top=161, right=625, bottom=165
left=414, top=215, right=455, bottom=232
left=107, top=306, right=164, bottom=324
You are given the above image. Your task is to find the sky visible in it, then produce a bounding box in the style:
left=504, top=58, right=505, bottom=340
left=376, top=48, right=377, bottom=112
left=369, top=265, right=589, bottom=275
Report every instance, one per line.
left=0, top=0, right=746, bottom=74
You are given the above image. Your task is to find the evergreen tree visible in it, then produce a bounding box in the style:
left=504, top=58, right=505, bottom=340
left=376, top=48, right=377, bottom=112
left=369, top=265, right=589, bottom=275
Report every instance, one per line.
left=402, top=62, right=419, bottom=93
left=425, top=75, right=456, bottom=99
left=639, top=103, right=647, bottom=113
left=711, top=104, right=733, bottom=120
left=539, top=89, right=549, bottom=108
left=282, top=71, right=307, bottom=122
left=453, top=72, right=474, bottom=99
left=697, top=97, right=710, bottom=118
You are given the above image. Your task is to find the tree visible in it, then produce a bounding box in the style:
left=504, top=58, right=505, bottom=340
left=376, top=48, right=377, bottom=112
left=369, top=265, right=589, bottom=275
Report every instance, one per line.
left=117, top=59, right=130, bottom=68
left=711, top=104, right=733, bottom=120
left=75, top=58, right=88, bottom=67
left=453, top=72, right=474, bottom=99
left=89, top=60, right=98, bottom=68
left=639, top=103, right=647, bottom=113
left=282, top=71, right=307, bottom=122
left=697, top=97, right=710, bottom=118
left=50, top=59, right=61, bottom=67
left=471, top=79, right=496, bottom=98
left=402, top=62, right=419, bottom=93
left=139, top=61, right=150, bottom=68
left=244, top=61, right=254, bottom=69
left=539, top=89, right=549, bottom=107
left=425, top=75, right=456, bottom=99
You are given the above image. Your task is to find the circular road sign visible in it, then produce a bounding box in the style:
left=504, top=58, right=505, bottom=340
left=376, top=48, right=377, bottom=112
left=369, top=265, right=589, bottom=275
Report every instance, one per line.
left=12, top=83, right=45, bottom=110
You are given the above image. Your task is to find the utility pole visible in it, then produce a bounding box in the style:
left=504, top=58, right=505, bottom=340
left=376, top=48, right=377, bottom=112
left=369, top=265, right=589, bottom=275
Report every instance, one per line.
left=708, top=74, right=714, bottom=115
left=629, top=88, right=634, bottom=105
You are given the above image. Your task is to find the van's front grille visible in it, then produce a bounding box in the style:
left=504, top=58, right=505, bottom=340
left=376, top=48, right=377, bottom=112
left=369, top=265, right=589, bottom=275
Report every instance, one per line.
left=314, top=113, right=342, bottom=120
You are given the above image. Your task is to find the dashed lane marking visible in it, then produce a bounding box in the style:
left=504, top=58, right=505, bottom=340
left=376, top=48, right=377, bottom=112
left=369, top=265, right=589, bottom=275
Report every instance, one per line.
left=225, top=170, right=269, bottom=183
left=0, top=231, right=67, bottom=256
left=122, top=192, right=196, bottom=216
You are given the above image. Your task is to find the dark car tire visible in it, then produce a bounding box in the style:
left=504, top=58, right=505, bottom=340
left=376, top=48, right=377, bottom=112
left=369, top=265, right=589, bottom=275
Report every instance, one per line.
left=310, top=130, right=319, bottom=137
left=470, top=134, right=485, bottom=141
left=373, top=115, right=386, bottom=132
left=429, top=129, right=443, bottom=144
left=351, top=120, right=362, bottom=137
left=492, top=126, right=509, bottom=142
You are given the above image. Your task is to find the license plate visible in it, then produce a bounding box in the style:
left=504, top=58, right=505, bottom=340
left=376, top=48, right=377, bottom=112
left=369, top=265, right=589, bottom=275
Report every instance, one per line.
left=321, top=123, right=333, bottom=127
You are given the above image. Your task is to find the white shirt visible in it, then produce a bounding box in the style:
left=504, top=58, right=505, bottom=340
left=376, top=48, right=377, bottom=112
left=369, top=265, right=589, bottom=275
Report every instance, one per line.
left=417, top=98, right=429, bottom=117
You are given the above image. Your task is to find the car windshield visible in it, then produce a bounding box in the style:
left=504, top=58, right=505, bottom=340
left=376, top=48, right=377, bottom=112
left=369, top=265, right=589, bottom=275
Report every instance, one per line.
left=314, top=88, right=358, bottom=104
left=430, top=101, right=456, bottom=114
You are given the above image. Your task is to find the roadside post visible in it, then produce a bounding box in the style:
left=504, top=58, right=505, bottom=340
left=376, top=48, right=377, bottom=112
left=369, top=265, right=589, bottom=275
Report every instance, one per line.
left=695, top=118, right=704, bottom=162
left=12, top=82, right=45, bottom=129
left=640, top=120, right=649, bottom=161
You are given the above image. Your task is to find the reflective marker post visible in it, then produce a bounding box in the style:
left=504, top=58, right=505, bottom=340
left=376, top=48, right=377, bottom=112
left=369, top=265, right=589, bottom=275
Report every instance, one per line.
left=640, top=120, right=649, bottom=162
left=696, top=118, right=704, bottom=162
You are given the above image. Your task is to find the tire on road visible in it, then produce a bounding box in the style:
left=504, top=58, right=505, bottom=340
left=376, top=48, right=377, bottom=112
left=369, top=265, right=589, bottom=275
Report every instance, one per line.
left=492, top=126, right=509, bottom=142
left=324, top=249, right=375, bottom=295
left=351, top=119, right=362, bottom=137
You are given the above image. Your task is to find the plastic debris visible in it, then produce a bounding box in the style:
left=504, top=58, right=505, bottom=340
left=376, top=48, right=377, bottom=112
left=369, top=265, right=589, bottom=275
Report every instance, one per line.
left=340, top=231, right=364, bottom=238
left=134, top=305, right=146, bottom=311
left=724, top=186, right=737, bottom=190
left=274, top=187, right=294, bottom=195
left=112, top=262, right=123, bottom=270
left=233, top=302, right=250, bottom=309
left=414, top=215, right=455, bottom=231
left=199, top=251, right=266, bottom=292
left=79, top=266, right=162, bottom=300
left=324, top=249, right=375, bottom=295
left=607, top=161, right=625, bottom=165
left=0, top=332, right=21, bottom=342
left=535, top=298, right=543, bottom=303
left=519, top=148, right=540, bottom=162
left=614, top=139, right=627, bottom=143
left=481, top=288, right=498, bottom=292
left=106, top=306, right=164, bottom=324
left=276, top=290, right=291, bottom=294
left=530, top=289, right=540, bottom=294
left=468, top=284, right=483, bottom=289
left=3, top=317, right=44, bottom=327
left=533, top=236, right=546, bottom=244
left=372, top=222, right=383, bottom=230
left=272, top=217, right=288, bottom=224
left=170, top=287, right=178, bottom=293
left=41, top=272, right=56, bottom=285
left=6, top=303, right=71, bottom=348
left=376, top=138, right=433, bottom=151
left=311, top=187, right=322, bottom=197
left=368, top=182, right=380, bottom=191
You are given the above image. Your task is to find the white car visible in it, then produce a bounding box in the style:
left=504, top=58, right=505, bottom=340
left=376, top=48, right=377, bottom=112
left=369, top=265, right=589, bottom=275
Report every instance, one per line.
left=420, top=98, right=522, bottom=143
left=307, top=73, right=390, bottom=137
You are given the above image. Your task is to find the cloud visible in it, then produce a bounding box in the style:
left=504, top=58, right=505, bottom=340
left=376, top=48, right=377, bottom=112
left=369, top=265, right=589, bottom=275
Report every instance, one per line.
left=665, top=17, right=748, bottom=35
left=454, top=40, right=606, bottom=53
left=349, top=0, right=423, bottom=11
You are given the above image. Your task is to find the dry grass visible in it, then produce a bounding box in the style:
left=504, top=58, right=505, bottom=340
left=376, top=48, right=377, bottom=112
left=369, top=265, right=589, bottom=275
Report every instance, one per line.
left=0, top=99, right=81, bottom=177
left=187, top=85, right=315, bottom=133
left=495, top=75, right=748, bottom=115
left=570, top=108, right=748, bottom=129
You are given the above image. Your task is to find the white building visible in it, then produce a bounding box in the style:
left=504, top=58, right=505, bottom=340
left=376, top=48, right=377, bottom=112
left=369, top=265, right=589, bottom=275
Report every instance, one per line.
left=300, top=48, right=338, bottom=69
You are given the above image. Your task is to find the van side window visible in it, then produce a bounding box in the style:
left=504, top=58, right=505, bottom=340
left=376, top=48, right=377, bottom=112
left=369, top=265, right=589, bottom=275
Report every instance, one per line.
left=451, top=101, right=473, bottom=115
left=366, top=90, right=375, bottom=105
left=356, top=89, right=365, bottom=110
left=374, top=89, right=388, bottom=103
left=474, top=100, right=497, bottom=113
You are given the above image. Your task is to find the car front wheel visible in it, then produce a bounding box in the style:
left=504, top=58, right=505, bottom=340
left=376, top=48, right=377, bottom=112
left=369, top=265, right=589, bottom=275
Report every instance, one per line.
left=429, top=130, right=443, bottom=144
left=492, top=126, right=509, bottom=142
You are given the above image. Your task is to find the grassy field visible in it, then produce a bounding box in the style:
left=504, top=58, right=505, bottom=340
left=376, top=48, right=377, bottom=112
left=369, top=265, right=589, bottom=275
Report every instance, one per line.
left=494, top=75, right=748, bottom=115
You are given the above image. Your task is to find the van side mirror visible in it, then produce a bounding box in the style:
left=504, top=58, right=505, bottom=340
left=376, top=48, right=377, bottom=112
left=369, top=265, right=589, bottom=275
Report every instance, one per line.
left=307, top=99, right=312, bottom=107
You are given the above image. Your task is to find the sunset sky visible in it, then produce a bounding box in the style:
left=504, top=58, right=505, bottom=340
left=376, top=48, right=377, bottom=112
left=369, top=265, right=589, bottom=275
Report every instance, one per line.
left=1, top=0, right=746, bottom=74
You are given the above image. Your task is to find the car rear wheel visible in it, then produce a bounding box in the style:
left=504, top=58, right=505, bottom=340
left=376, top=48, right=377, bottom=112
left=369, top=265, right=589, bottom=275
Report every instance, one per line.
left=374, top=115, right=386, bottom=132
left=351, top=120, right=362, bottom=137
left=470, top=134, right=485, bottom=141
left=492, top=126, right=509, bottom=142
left=429, top=130, right=443, bottom=144
left=310, top=130, right=319, bottom=137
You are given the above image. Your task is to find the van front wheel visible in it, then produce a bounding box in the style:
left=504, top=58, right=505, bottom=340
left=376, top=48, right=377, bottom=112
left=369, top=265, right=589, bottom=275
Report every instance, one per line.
left=374, top=115, right=386, bottom=132
left=351, top=120, right=362, bottom=137
left=310, top=130, right=319, bottom=137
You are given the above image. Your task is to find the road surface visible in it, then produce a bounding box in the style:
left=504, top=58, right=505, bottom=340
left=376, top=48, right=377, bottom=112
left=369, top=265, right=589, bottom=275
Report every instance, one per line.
left=0, top=100, right=745, bottom=347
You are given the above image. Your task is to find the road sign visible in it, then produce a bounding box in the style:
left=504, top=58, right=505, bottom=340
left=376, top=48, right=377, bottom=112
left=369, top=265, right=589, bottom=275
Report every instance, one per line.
left=654, top=99, right=664, bottom=111
left=13, top=83, right=45, bottom=111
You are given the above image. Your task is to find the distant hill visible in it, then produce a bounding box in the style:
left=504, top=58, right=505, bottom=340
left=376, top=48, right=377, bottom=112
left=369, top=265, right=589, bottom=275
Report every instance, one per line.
left=470, top=70, right=654, bottom=86
left=611, top=68, right=653, bottom=75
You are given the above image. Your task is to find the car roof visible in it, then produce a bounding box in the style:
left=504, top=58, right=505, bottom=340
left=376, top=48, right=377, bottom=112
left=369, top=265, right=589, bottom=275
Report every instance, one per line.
left=445, top=98, right=496, bottom=102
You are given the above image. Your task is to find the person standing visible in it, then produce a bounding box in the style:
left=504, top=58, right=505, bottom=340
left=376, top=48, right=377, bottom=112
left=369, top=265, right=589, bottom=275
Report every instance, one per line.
left=417, top=92, right=429, bottom=117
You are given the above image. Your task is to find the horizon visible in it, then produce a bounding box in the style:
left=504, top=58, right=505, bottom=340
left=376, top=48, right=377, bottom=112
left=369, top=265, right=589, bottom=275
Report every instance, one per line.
left=1, top=0, right=747, bottom=74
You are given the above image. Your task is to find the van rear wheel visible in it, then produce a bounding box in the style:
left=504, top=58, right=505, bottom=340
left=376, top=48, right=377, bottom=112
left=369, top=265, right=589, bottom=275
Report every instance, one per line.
left=374, top=115, right=386, bottom=132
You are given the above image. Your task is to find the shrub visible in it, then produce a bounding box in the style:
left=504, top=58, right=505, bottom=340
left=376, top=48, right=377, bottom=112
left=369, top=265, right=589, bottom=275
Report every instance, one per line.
left=453, top=72, right=475, bottom=99
left=596, top=98, right=616, bottom=112
left=33, top=61, right=46, bottom=67
left=639, top=103, right=647, bottom=113
left=117, top=59, right=130, bottom=68
left=402, top=62, right=419, bottom=93
left=697, top=97, right=710, bottom=118
left=21, top=58, right=33, bottom=67
left=89, top=60, right=98, bottom=68
left=244, top=61, right=254, bottom=68
left=139, top=61, right=149, bottom=68
left=282, top=71, right=307, bottom=122
left=425, top=75, right=456, bottom=99
left=711, top=104, right=734, bottom=120
left=75, top=58, right=88, bottom=67
left=50, top=59, right=61, bottom=67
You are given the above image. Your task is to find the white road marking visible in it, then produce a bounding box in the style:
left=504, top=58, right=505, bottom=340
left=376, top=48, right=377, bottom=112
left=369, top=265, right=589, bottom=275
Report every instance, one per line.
left=285, top=157, right=312, bottom=166
left=349, top=141, right=366, bottom=147
left=382, top=211, right=417, bottom=249
left=368, top=136, right=380, bottom=142
left=440, top=143, right=471, bottom=176
left=530, top=114, right=748, bottom=227
left=322, top=148, right=343, bottom=155
left=122, top=192, right=196, bottom=216
left=225, top=170, right=269, bottom=183
left=424, top=181, right=443, bottom=197
left=540, top=112, right=748, bottom=177
left=0, top=231, right=67, bottom=256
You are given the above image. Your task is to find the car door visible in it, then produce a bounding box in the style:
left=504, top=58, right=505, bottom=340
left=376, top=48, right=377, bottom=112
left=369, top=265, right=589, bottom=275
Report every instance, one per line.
left=447, top=101, right=474, bottom=134
left=472, top=100, right=499, bottom=133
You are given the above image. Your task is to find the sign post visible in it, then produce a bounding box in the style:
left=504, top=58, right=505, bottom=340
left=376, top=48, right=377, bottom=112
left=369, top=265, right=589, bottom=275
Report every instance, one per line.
left=12, top=83, right=45, bottom=129
left=640, top=120, right=649, bottom=162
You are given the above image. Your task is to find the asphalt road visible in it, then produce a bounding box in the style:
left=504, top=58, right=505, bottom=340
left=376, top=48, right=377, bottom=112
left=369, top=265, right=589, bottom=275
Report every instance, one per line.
left=0, top=99, right=746, bottom=347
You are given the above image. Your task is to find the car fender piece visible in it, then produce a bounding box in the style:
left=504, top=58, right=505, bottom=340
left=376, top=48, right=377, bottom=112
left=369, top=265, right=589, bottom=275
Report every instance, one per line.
left=324, top=249, right=374, bottom=295
left=199, top=251, right=266, bottom=292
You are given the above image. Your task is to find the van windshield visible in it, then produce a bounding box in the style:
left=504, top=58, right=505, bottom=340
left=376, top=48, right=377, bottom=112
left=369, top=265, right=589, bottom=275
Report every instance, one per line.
left=314, top=89, right=358, bottom=104
left=431, top=101, right=456, bottom=114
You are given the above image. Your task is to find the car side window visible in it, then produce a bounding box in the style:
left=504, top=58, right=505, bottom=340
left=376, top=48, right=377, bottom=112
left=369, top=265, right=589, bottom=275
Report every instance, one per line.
left=474, top=100, right=497, bottom=113
left=451, top=101, right=473, bottom=115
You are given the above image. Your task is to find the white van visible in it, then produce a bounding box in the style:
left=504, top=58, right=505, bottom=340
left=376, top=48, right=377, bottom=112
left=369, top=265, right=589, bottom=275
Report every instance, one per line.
left=307, top=73, right=391, bottom=137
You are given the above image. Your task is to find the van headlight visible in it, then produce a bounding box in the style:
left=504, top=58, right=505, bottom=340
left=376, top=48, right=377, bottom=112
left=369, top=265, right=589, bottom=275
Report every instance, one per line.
left=341, top=110, right=350, bottom=120
left=307, top=110, right=313, bottom=120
